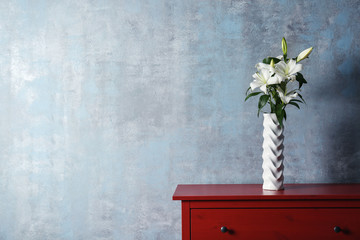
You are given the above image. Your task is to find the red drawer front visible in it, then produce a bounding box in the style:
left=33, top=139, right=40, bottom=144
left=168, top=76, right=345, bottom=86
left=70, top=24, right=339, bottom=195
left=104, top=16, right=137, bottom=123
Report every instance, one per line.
left=191, top=208, right=360, bottom=240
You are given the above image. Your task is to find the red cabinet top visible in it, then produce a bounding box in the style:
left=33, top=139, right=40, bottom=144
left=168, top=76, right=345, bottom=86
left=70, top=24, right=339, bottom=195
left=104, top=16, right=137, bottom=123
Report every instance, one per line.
left=172, top=184, right=360, bottom=201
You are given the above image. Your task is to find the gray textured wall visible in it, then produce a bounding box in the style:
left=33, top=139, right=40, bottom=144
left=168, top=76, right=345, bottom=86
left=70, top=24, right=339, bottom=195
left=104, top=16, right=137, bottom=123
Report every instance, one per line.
left=0, top=0, right=359, bottom=239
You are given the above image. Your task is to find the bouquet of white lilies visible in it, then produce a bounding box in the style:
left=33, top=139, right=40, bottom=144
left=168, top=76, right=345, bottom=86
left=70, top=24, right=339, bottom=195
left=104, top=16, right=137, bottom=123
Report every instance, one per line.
left=245, top=37, right=313, bottom=126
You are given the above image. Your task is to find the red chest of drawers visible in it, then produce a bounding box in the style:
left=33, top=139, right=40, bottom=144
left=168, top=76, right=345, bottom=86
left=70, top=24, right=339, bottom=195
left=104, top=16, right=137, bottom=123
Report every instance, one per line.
left=172, top=184, right=360, bottom=240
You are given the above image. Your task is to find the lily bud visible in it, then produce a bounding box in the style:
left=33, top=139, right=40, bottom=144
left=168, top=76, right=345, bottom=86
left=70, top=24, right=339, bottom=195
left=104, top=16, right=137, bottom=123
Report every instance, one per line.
left=282, top=37, right=287, bottom=55
left=296, top=47, right=313, bottom=62
left=270, top=59, right=275, bottom=68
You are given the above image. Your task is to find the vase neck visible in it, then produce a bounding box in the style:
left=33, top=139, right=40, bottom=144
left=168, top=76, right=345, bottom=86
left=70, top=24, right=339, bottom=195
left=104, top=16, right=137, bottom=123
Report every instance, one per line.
left=263, top=113, right=283, bottom=128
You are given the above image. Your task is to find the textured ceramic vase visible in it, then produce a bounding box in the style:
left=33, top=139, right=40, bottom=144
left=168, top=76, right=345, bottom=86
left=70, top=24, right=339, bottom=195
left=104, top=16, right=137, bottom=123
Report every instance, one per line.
left=262, top=113, right=284, bottom=190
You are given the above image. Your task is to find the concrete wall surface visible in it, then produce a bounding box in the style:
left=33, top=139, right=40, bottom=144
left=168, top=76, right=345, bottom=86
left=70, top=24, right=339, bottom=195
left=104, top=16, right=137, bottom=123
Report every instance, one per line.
left=0, top=0, right=359, bottom=239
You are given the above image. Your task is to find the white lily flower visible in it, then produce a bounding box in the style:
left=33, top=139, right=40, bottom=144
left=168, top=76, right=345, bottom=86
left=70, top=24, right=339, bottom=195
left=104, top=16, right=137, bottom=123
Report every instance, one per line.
left=256, top=61, right=279, bottom=76
left=277, top=87, right=298, bottom=104
left=255, top=62, right=271, bottom=71
left=246, top=37, right=311, bottom=120
left=275, top=59, right=302, bottom=81
left=250, top=68, right=282, bottom=94
left=296, top=47, right=313, bottom=62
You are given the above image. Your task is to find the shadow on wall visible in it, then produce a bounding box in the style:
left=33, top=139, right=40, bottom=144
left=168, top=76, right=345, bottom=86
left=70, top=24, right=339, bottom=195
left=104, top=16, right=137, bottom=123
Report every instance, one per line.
left=322, top=56, right=360, bottom=183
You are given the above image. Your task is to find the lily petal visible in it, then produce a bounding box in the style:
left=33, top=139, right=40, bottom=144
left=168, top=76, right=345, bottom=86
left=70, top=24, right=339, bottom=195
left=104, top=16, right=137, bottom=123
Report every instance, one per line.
left=260, top=84, right=267, bottom=94
left=277, top=87, right=298, bottom=104
left=267, top=75, right=282, bottom=85
left=287, top=59, right=302, bottom=75
left=275, top=59, right=302, bottom=80
left=250, top=80, right=263, bottom=91
left=256, top=62, right=271, bottom=71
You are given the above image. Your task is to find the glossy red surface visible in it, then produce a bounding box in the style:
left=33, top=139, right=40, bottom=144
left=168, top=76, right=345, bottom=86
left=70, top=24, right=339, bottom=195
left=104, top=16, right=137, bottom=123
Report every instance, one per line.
left=173, top=184, right=360, bottom=240
left=173, top=184, right=360, bottom=200
left=191, top=208, right=360, bottom=239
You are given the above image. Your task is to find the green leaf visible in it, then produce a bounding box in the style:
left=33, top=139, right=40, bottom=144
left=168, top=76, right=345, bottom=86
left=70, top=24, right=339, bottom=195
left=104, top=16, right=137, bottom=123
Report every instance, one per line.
left=275, top=103, right=283, bottom=115
left=245, top=87, right=251, bottom=95
left=257, top=95, right=270, bottom=116
left=276, top=110, right=285, bottom=127
left=272, top=58, right=281, bottom=64
left=245, top=91, right=262, bottom=101
left=274, top=92, right=282, bottom=105
left=262, top=57, right=270, bottom=64
left=258, top=95, right=270, bottom=109
left=270, top=100, right=275, bottom=113
left=288, top=101, right=300, bottom=109
left=280, top=82, right=286, bottom=92
left=289, top=99, right=303, bottom=103
left=298, top=93, right=306, bottom=104
left=275, top=104, right=285, bottom=127
left=263, top=57, right=281, bottom=64
left=296, top=72, right=307, bottom=89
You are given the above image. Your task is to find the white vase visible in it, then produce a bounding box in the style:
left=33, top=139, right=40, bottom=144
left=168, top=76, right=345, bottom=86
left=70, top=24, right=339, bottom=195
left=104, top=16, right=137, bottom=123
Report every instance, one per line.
left=262, top=113, right=284, bottom=190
